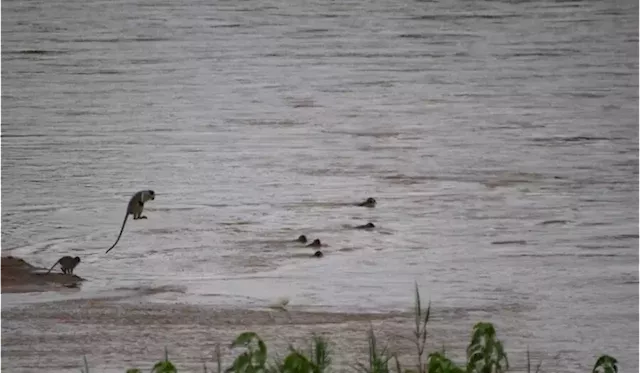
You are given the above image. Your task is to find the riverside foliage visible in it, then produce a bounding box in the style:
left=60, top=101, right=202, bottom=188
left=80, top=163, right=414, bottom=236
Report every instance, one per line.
left=80, top=285, right=619, bottom=373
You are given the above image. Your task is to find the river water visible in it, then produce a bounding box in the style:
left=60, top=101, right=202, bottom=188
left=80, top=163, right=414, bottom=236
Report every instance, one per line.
left=1, top=0, right=638, bottom=371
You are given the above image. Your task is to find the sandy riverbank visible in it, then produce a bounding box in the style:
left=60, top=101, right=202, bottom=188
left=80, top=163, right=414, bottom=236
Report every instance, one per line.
left=0, top=258, right=468, bottom=373
left=0, top=257, right=532, bottom=373
left=1, top=294, right=484, bottom=373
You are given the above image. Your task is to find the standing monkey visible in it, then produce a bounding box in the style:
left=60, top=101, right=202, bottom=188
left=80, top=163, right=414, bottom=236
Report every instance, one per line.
left=46, top=256, right=81, bottom=275
left=105, top=190, right=155, bottom=254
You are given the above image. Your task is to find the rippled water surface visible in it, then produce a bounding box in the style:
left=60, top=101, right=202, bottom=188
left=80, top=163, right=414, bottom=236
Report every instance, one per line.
left=2, top=0, right=638, bottom=371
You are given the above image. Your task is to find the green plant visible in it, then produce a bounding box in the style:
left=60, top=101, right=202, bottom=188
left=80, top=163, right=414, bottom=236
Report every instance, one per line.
left=425, top=352, right=465, bottom=373
left=466, top=322, right=508, bottom=373
left=226, top=332, right=269, bottom=373
left=592, top=355, right=618, bottom=373
left=354, top=326, right=394, bottom=373
left=279, top=334, right=332, bottom=373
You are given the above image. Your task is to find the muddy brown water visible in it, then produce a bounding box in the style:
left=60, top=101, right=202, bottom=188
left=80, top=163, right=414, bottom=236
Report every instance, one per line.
left=2, top=0, right=638, bottom=371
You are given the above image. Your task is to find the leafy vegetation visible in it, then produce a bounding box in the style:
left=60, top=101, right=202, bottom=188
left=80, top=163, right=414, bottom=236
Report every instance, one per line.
left=79, top=284, right=619, bottom=373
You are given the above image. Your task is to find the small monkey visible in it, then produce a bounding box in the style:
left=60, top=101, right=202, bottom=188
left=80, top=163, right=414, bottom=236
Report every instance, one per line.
left=105, top=189, right=155, bottom=254
left=46, top=256, right=81, bottom=275
left=357, top=197, right=376, bottom=207
left=295, top=235, right=308, bottom=243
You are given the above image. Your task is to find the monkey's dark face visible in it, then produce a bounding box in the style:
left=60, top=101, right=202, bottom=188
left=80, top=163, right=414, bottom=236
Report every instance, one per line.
left=148, top=190, right=155, bottom=200
left=366, top=222, right=375, bottom=228
left=74, top=257, right=81, bottom=264
left=297, top=235, right=307, bottom=243
left=313, top=250, right=323, bottom=258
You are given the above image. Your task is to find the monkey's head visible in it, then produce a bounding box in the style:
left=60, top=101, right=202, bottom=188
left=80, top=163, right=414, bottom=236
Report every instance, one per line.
left=359, top=197, right=376, bottom=207
left=313, top=250, right=323, bottom=258
left=365, top=222, right=375, bottom=228
left=296, top=235, right=307, bottom=243
left=308, top=239, right=321, bottom=247
left=73, top=256, right=81, bottom=264
left=141, top=190, right=155, bottom=202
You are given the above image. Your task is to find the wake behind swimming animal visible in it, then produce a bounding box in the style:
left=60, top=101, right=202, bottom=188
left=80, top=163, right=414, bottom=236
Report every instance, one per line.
left=357, top=197, right=376, bottom=207
left=105, top=189, right=155, bottom=254
left=46, top=256, right=81, bottom=275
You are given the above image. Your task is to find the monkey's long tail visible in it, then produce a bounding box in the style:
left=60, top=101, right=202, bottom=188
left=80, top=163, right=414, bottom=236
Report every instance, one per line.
left=105, top=212, right=129, bottom=254
left=45, top=260, right=60, bottom=274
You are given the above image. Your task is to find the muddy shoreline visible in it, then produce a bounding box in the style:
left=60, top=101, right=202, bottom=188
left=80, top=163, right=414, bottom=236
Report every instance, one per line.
left=1, top=255, right=85, bottom=293
left=0, top=257, right=474, bottom=373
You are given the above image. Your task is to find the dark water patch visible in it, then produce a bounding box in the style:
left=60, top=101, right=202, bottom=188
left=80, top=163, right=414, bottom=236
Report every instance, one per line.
left=4, top=49, right=68, bottom=56
left=539, top=219, right=571, bottom=225
left=148, top=207, right=199, bottom=213
left=576, top=253, right=622, bottom=258
left=210, top=23, right=243, bottom=28
left=113, top=284, right=187, bottom=296
left=380, top=174, right=431, bottom=185
left=129, top=58, right=168, bottom=65
left=492, top=240, right=527, bottom=245
left=501, top=253, right=572, bottom=259
left=501, top=50, right=578, bottom=58
left=398, top=32, right=482, bottom=40
left=329, top=51, right=447, bottom=59
left=553, top=92, right=611, bottom=99
left=407, top=13, right=521, bottom=21
left=321, top=130, right=401, bottom=138
left=295, top=28, right=330, bottom=33
left=349, top=80, right=397, bottom=87
left=592, top=234, right=639, bottom=240
left=70, top=37, right=172, bottom=43
left=531, top=136, right=613, bottom=144
left=576, top=244, right=631, bottom=250
left=227, top=118, right=303, bottom=127
left=219, top=221, right=256, bottom=226
left=1, top=133, right=50, bottom=138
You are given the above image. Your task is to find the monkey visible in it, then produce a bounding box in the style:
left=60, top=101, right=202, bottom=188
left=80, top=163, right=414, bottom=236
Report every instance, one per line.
left=46, top=256, right=81, bottom=275
left=307, top=239, right=322, bottom=248
left=105, top=189, right=155, bottom=254
left=295, top=235, right=308, bottom=243
left=313, top=250, right=323, bottom=258
left=357, top=197, right=376, bottom=207
left=355, top=222, right=375, bottom=230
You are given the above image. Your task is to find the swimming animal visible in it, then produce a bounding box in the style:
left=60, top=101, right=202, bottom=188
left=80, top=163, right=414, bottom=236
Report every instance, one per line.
left=307, top=239, right=322, bottom=248
left=105, top=189, right=155, bottom=254
left=357, top=197, right=376, bottom=207
left=355, top=222, right=375, bottom=230
left=313, top=250, right=323, bottom=258
left=46, top=256, right=81, bottom=275
left=295, top=235, right=308, bottom=243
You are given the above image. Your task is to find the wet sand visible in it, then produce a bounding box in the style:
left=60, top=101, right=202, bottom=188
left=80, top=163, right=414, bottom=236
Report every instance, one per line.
left=0, top=258, right=477, bottom=373
left=2, top=295, right=485, bottom=373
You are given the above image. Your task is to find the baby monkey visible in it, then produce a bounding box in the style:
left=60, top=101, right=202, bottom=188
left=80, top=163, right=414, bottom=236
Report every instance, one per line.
left=46, top=256, right=81, bottom=275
